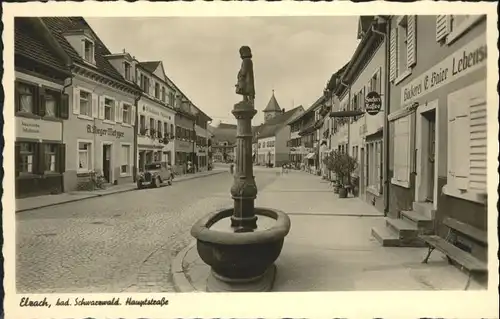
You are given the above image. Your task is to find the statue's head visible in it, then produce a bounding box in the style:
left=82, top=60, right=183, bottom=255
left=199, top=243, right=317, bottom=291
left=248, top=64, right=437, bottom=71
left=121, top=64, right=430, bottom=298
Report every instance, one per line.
left=239, top=46, right=252, bottom=59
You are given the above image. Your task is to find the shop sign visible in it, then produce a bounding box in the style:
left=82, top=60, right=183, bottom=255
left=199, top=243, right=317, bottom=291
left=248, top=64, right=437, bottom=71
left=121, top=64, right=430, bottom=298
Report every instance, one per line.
left=176, top=139, right=193, bottom=152
left=87, top=124, right=125, bottom=139
left=365, top=91, right=382, bottom=115
left=143, top=105, right=172, bottom=120
left=16, top=117, right=62, bottom=141
left=401, top=33, right=486, bottom=105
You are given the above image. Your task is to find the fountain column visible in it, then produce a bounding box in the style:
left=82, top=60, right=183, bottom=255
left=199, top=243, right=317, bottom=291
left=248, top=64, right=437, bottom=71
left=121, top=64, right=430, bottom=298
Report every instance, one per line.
left=230, top=101, right=258, bottom=231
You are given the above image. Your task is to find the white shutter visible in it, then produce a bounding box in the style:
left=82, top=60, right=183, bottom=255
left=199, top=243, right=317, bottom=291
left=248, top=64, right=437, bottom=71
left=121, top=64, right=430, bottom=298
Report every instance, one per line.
left=407, top=16, right=417, bottom=67
left=395, top=116, right=410, bottom=182
left=361, top=87, right=365, bottom=111
left=378, top=141, right=383, bottom=192
left=468, top=81, right=487, bottom=192
left=114, top=101, right=120, bottom=122
left=389, top=28, right=397, bottom=81
left=447, top=95, right=456, bottom=186
left=98, top=96, right=105, bottom=119
left=72, top=87, right=80, bottom=114
left=91, top=93, right=98, bottom=118
left=116, top=102, right=123, bottom=123
left=436, top=15, right=451, bottom=42
left=131, top=105, right=136, bottom=126
left=454, top=97, right=470, bottom=190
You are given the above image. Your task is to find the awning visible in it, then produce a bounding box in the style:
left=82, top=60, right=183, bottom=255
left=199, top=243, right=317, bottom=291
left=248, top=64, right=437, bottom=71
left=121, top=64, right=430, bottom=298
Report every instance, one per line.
left=306, top=152, right=316, bottom=159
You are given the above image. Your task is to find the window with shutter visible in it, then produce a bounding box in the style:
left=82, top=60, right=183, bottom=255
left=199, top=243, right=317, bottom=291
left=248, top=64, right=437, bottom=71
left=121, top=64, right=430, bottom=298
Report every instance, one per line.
left=392, top=116, right=411, bottom=187
left=407, top=15, right=417, bottom=67
left=389, top=27, right=398, bottom=81
left=436, top=15, right=451, bottom=42
left=446, top=80, right=486, bottom=199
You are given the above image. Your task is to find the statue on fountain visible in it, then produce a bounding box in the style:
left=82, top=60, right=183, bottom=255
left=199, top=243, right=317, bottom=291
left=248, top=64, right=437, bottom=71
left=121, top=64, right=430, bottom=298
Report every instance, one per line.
left=190, top=45, right=291, bottom=292
left=235, top=45, right=255, bottom=107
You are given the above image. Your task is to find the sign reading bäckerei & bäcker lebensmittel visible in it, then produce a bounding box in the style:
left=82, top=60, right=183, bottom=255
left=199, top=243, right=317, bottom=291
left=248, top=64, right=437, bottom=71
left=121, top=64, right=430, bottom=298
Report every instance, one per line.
left=401, top=32, right=486, bottom=105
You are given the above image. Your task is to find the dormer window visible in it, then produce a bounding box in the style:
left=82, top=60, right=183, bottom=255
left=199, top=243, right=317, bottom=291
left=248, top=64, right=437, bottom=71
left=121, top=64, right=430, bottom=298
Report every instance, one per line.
left=124, top=62, right=131, bottom=81
left=83, top=39, right=94, bottom=63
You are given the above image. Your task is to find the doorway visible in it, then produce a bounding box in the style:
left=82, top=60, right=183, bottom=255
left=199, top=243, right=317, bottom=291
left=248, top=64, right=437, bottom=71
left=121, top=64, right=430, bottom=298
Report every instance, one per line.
left=424, top=111, right=436, bottom=202
left=102, top=144, right=112, bottom=183
left=415, top=100, right=438, bottom=208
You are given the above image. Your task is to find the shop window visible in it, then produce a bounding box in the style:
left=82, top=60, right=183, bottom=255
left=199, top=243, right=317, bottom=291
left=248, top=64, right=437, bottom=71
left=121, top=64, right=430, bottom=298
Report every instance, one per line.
left=44, top=144, right=57, bottom=173
left=79, top=90, right=92, bottom=117
left=122, top=104, right=132, bottom=124
left=78, top=141, right=92, bottom=173
left=19, top=142, right=35, bottom=174
left=104, top=98, right=115, bottom=121
left=121, top=144, right=131, bottom=175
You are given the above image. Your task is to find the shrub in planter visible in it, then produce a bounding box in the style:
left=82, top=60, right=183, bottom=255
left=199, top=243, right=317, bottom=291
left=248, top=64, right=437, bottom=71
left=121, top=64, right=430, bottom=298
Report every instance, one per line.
left=325, top=150, right=358, bottom=198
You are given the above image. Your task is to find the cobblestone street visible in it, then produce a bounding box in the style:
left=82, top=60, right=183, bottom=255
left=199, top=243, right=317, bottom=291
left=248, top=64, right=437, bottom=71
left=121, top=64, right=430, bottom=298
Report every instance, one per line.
left=16, top=170, right=279, bottom=293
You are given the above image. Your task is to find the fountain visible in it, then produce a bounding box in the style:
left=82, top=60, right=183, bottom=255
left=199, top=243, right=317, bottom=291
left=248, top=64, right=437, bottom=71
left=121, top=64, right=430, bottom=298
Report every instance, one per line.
left=191, top=46, right=291, bottom=292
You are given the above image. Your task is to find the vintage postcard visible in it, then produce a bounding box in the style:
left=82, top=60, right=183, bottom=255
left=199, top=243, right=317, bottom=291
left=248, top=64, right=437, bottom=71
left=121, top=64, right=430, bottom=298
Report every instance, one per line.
left=2, top=1, right=499, bottom=318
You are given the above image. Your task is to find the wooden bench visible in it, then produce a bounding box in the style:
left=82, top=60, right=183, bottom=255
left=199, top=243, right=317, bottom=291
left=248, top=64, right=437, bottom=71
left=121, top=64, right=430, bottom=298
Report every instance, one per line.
left=420, top=217, right=487, bottom=274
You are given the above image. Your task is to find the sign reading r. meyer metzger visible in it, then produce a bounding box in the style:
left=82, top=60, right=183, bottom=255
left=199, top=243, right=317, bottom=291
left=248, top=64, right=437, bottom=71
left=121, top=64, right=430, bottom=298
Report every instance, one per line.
left=401, top=32, right=486, bottom=105
left=87, top=125, right=125, bottom=139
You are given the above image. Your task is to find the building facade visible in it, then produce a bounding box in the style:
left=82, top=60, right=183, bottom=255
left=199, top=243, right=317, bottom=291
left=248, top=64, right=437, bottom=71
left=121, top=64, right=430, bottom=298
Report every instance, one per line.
left=210, top=123, right=237, bottom=163
left=14, top=17, right=72, bottom=198
left=330, top=17, right=387, bottom=212
left=385, top=15, right=487, bottom=258
left=194, top=111, right=212, bottom=171
left=134, top=61, right=176, bottom=170
left=41, top=17, right=141, bottom=192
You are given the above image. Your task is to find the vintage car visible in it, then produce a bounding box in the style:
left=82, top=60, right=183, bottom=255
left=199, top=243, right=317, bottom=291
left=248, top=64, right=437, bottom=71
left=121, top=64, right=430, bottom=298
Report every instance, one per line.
left=137, top=162, right=173, bottom=189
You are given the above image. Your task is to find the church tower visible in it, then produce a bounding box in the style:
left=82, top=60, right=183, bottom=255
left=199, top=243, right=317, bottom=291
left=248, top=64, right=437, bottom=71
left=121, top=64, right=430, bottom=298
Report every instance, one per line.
left=263, top=90, right=283, bottom=123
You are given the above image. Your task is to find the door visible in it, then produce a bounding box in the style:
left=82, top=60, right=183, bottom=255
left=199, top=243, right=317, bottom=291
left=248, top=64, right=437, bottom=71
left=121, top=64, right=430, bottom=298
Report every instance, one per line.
left=102, top=144, right=111, bottom=183
left=427, top=112, right=436, bottom=202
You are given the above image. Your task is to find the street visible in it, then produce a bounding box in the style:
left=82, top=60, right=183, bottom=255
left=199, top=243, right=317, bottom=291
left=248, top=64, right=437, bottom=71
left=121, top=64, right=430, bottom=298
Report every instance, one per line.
left=16, top=170, right=278, bottom=293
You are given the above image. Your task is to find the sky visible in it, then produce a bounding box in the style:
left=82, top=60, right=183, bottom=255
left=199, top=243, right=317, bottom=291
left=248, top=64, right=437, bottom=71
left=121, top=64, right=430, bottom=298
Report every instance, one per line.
left=86, top=16, right=360, bottom=126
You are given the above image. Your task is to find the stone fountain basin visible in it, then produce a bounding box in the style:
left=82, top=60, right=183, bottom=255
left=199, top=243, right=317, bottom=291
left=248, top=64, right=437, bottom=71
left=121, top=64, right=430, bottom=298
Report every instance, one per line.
left=191, top=207, right=291, bottom=280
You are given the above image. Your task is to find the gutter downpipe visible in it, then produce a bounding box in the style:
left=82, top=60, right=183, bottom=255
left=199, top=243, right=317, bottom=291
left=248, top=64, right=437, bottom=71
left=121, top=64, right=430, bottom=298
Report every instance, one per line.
left=61, top=76, right=73, bottom=193
left=372, top=17, right=391, bottom=217
left=133, top=93, right=141, bottom=183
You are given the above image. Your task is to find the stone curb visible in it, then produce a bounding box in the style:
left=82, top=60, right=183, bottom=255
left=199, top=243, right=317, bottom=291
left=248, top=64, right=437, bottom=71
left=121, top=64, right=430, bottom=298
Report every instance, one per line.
left=16, top=170, right=226, bottom=213
left=171, top=240, right=198, bottom=293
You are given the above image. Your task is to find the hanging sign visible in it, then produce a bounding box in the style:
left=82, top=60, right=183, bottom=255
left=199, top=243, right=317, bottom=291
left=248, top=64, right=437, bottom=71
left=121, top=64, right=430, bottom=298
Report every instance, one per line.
left=365, top=91, right=382, bottom=116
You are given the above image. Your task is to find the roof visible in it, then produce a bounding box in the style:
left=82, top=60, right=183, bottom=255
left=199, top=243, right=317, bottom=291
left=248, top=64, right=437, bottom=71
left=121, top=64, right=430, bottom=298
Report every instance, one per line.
left=14, top=18, right=70, bottom=74
left=41, top=17, right=131, bottom=85
left=288, top=95, right=325, bottom=125
left=263, top=90, right=282, bottom=113
left=358, top=16, right=375, bottom=39
left=257, top=106, right=304, bottom=139
left=326, top=62, right=349, bottom=91
left=139, top=61, right=161, bottom=73
left=209, top=123, right=237, bottom=145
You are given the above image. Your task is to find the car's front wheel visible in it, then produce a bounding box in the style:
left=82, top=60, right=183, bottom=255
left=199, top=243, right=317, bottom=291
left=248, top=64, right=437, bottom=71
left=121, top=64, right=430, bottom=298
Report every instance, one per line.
left=153, top=176, right=161, bottom=188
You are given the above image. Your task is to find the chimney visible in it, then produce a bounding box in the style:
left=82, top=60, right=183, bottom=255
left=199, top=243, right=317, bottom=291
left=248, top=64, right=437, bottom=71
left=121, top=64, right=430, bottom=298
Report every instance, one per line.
left=282, top=108, right=285, bottom=113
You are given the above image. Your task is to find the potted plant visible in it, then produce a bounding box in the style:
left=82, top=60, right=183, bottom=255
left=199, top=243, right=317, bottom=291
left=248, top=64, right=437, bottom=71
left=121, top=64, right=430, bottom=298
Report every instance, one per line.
left=327, top=150, right=358, bottom=198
